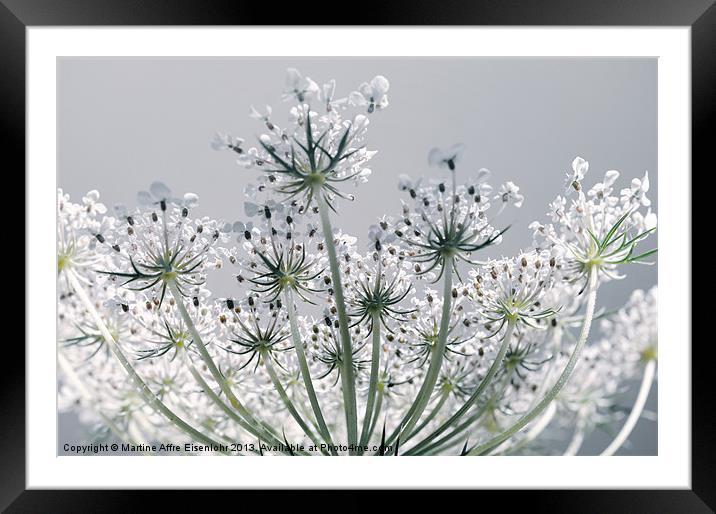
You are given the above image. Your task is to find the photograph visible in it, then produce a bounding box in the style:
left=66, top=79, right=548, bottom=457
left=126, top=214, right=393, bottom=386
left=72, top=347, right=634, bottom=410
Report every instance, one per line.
left=55, top=56, right=659, bottom=457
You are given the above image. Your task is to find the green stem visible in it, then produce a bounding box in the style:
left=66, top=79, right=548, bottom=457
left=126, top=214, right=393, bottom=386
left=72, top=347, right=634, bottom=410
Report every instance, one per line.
left=359, top=311, right=382, bottom=451
left=416, top=368, right=515, bottom=455
left=498, top=329, right=564, bottom=455
left=407, top=388, right=450, bottom=440
left=384, top=264, right=453, bottom=448
left=315, top=190, right=358, bottom=452
left=406, top=319, right=515, bottom=454
left=284, top=289, right=336, bottom=453
left=66, top=269, right=231, bottom=454
left=495, top=396, right=557, bottom=455
left=366, top=387, right=384, bottom=444
left=168, top=281, right=276, bottom=440
left=183, top=353, right=297, bottom=454
left=467, top=270, right=599, bottom=455
left=261, top=350, right=328, bottom=454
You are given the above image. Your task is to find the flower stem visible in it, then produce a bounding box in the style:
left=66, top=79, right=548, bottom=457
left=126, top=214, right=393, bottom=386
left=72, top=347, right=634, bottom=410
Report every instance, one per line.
left=600, top=359, right=656, bottom=456
left=467, top=270, right=599, bottom=455
left=563, top=425, right=586, bottom=456
left=385, top=264, right=454, bottom=447
left=182, top=352, right=297, bottom=454
left=261, top=350, right=328, bottom=454
left=410, top=357, right=516, bottom=455
left=168, top=281, right=276, bottom=440
left=366, top=387, right=384, bottom=443
left=66, top=269, right=231, bottom=454
left=407, top=388, right=450, bottom=440
left=406, top=319, right=515, bottom=454
left=359, top=311, right=382, bottom=451
left=498, top=402, right=557, bottom=455
left=284, top=289, right=336, bottom=453
left=315, top=190, right=358, bottom=452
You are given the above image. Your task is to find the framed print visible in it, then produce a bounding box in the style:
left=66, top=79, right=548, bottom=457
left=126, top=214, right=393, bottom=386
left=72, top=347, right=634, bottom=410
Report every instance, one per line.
left=4, top=0, right=713, bottom=510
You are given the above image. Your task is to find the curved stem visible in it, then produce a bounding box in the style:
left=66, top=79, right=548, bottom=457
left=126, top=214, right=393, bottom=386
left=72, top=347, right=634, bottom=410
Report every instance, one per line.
left=410, top=359, right=515, bottom=455
left=407, top=320, right=515, bottom=454
left=261, top=350, right=328, bottom=454
left=563, top=425, right=585, bottom=456
left=183, top=353, right=295, bottom=454
left=385, top=264, right=453, bottom=447
left=600, top=359, right=656, bottom=456
left=407, top=388, right=450, bottom=440
left=168, top=281, right=276, bottom=439
left=169, top=281, right=241, bottom=409
left=359, top=312, right=382, bottom=450
left=66, top=269, right=230, bottom=454
left=315, top=190, right=358, bottom=452
left=284, top=289, right=335, bottom=452
left=467, top=270, right=599, bottom=455
left=499, top=401, right=557, bottom=455
left=493, top=330, right=564, bottom=455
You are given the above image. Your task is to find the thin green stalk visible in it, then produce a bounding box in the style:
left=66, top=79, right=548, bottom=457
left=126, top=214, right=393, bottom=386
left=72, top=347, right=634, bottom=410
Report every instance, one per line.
left=407, top=388, right=450, bottom=440
left=261, top=350, right=328, bottom=454
left=410, top=358, right=516, bottom=455
left=383, top=263, right=454, bottom=449
left=366, top=387, right=384, bottom=444
left=500, top=396, right=558, bottom=456
left=168, top=281, right=276, bottom=439
left=467, top=270, right=599, bottom=455
left=315, top=190, right=358, bottom=452
left=284, top=289, right=335, bottom=452
left=406, top=319, right=515, bottom=454
left=66, top=269, right=231, bottom=454
left=169, top=281, right=241, bottom=409
left=183, top=353, right=298, bottom=454
left=497, top=330, right=563, bottom=456
left=359, top=311, right=383, bottom=450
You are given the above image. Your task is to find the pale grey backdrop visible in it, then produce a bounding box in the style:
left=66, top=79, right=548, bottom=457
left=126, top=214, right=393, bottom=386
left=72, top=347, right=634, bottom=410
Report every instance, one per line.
left=57, top=57, right=657, bottom=455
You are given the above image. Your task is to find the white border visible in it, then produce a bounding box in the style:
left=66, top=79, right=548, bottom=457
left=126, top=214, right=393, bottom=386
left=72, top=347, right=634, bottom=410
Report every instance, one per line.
left=28, top=27, right=691, bottom=489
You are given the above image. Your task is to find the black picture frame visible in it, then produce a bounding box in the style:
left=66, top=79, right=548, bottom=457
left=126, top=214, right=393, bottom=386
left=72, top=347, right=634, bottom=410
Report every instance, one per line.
left=3, top=0, right=711, bottom=511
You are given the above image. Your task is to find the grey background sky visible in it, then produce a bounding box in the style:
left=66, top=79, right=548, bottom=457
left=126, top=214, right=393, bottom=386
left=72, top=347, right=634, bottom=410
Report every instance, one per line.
left=57, top=57, right=657, bottom=455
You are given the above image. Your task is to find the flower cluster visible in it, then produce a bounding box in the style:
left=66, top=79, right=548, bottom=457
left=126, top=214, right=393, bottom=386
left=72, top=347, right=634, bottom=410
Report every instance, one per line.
left=531, top=157, right=656, bottom=288
left=57, top=68, right=657, bottom=456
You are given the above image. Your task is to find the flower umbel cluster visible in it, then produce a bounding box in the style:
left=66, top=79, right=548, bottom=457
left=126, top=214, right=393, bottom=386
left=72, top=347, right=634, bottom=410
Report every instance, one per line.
left=57, top=68, right=657, bottom=456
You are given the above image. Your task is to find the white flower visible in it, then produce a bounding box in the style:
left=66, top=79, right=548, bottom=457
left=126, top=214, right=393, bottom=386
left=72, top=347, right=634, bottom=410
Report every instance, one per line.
left=397, top=174, right=422, bottom=194
left=350, top=75, right=390, bottom=113
left=136, top=182, right=198, bottom=210
left=81, top=190, right=107, bottom=215
left=367, top=221, right=396, bottom=251
left=211, top=132, right=245, bottom=153
left=428, top=143, right=465, bottom=171
left=564, top=156, right=589, bottom=192
left=282, top=68, right=319, bottom=103
left=249, top=105, right=273, bottom=130
left=620, top=171, right=651, bottom=207
left=588, top=170, right=620, bottom=201
left=59, top=68, right=659, bottom=457
left=534, top=162, right=657, bottom=286
left=497, top=181, right=524, bottom=208
left=548, top=195, right=567, bottom=222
